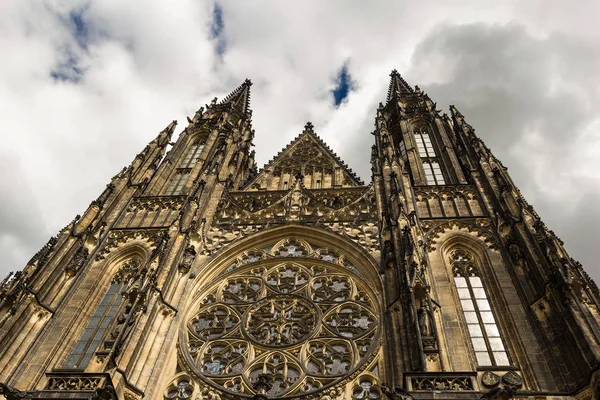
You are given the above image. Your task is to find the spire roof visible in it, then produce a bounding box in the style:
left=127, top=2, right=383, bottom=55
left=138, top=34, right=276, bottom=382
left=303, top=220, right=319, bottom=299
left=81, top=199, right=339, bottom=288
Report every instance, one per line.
left=386, top=69, right=414, bottom=102
left=220, top=78, right=252, bottom=115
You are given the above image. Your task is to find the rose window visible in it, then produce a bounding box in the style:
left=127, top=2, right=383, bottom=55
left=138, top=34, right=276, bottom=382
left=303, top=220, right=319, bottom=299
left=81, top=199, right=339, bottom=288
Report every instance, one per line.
left=243, top=295, right=317, bottom=347
left=180, top=254, right=381, bottom=398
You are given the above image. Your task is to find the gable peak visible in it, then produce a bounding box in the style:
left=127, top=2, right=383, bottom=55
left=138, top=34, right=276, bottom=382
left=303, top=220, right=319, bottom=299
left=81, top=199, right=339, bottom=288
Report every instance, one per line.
left=303, top=121, right=314, bottom=132
left=242, top=122, right=365, bottom=189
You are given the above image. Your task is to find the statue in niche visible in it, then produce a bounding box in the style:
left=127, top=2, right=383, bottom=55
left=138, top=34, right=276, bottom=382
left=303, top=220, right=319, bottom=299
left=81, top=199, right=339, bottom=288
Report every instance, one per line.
left=65, top=245, right=89, bottom=277
left=418, top=303, right=432, bottom=337
left=179, top=245, right=196, bottom=274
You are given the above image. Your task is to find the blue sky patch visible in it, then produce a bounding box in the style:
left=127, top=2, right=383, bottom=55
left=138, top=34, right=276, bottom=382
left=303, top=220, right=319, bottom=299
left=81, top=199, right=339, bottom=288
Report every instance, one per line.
left=211, top=3, right=226, bottom=56
left=69, top=7, right=90, bottom=50
left=49, top=6, right=91, bottom=84
left=332, top=63, right=355, bottom=107
left=50, top=55, right=85, bottom=83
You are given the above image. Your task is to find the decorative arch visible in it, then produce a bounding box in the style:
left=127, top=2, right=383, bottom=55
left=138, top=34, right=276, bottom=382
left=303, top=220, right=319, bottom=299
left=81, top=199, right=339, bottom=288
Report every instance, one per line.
left=178, top=225, right=384, bottom=399
left=194, top=225, right=382, bottom=293
left=95, top=229, right=162, bottom=261
left=422, top=219, right=499, bottom=252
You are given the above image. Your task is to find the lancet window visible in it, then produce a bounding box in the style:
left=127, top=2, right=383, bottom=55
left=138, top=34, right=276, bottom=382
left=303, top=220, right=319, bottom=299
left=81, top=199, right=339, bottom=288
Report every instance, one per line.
left=414, top=129, right=445, bottom=185
left=451, top=250, right=509, bottom=366
left=64, top=259, right=141, bottom=369
left=165, top=170, right=190, bottom=196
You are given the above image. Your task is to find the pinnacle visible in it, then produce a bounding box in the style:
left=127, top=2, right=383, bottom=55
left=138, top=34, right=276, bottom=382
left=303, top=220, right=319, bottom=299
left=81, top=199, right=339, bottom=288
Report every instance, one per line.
left=164, top=120, right=178, bottom=132
left=220, top=78, right=253, bottom=115
left=386, top=69, right=414, bottom=102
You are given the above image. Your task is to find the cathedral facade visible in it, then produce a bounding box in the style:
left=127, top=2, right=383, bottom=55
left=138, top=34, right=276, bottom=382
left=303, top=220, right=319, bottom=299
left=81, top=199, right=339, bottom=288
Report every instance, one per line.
left=1, top=71, right=600, bottom=400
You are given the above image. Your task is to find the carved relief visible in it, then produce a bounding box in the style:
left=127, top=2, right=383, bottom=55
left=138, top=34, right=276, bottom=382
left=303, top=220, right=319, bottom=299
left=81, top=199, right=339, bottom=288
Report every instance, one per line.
left=414, top=186, right=485, bottom=219
left=421, top=219, right=498, bottom=251
left=95, top=229, right=165, bottom=261
left=220, top=239, right=362, bottom=278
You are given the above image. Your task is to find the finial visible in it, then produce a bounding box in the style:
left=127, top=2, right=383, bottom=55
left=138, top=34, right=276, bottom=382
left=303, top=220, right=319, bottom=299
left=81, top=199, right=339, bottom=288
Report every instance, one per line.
left=244, top=78, right=253, bottom=86
left=390, top=69, right=399, bottom=76
left=304, top=121, right=314, bottom=132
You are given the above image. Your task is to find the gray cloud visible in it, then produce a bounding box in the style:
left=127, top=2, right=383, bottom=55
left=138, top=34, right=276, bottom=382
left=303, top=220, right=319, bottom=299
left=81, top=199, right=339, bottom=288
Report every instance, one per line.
left=404, top=22, right=600, bottom=280
left=0, top=153, right=49, bottom=270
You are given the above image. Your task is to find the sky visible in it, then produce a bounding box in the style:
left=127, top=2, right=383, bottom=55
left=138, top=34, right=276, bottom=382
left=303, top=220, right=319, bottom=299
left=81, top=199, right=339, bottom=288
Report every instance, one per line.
left=1, top=0, right=600, bottom=282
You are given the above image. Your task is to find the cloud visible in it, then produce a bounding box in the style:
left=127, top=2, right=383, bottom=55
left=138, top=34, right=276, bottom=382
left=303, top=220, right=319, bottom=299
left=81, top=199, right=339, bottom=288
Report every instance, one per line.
left=1, top=0, right=599, bottom=287
left=0, top=153, right=49, bottom=271
left=405, top=22, right=600, bottom=280
left=211, top=2, right=226, bottom=57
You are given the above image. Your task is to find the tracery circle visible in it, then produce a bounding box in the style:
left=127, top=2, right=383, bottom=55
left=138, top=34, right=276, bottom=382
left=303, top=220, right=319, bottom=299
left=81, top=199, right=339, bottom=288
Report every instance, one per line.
left=180, top=250, right=381, bottom=399
left=242, top=294, right=318, bottom=347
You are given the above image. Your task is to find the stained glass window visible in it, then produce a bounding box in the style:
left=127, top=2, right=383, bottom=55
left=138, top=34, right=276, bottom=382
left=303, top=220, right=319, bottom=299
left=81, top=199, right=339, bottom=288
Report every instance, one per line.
left=452, top=250, right=510, bottom=367
left=65, top=282, right=123, bottom=368
left=165, top=139, right=205, bottom=196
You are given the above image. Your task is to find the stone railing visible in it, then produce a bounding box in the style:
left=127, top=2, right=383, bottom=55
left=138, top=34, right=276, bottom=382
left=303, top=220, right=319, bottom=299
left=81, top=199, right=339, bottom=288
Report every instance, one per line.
left=45, top=372, right=111, bottom=391
left=404, top=372, right=478, bottom=391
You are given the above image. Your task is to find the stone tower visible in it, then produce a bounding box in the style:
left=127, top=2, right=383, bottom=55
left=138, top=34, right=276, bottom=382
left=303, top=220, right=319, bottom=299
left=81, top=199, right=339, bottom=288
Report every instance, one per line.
left=1, top=72, right=600, bottom=400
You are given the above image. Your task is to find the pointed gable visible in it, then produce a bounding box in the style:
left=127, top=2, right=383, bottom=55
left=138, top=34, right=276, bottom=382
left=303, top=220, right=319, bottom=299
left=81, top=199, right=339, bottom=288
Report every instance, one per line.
left=243, top=122, right=364, bottom=191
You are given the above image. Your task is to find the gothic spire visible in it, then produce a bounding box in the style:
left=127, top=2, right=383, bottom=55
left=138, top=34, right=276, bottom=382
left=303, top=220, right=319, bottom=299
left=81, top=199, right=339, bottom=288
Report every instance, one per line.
left=386, top=69, right=414, bottom=102
left=220, top=78, right=253, bottom=116
left=153, top=120, right=177, bottom=148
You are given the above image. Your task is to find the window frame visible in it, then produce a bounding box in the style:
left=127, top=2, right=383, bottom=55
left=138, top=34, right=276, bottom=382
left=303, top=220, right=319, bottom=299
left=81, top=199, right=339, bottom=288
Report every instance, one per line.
left=414, top=128, right=446, bottom=186
left=64, top=281, right=126, bottom=369
left=165, top=169, right=191, bottom=196
left=181, top=140, right=205, bottom=169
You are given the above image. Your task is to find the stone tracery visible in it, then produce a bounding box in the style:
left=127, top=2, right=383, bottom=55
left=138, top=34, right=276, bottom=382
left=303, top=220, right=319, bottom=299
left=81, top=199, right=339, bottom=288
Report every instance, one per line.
left=179, top=238, right=381, bottom=398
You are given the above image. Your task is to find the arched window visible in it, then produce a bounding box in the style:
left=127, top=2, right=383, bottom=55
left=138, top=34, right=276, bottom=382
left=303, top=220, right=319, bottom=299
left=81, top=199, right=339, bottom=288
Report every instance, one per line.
left=64, top=259, right=140, bottom=369
left=165, top=139, right=205, bottom=196
left=414, top=129, right=445, bottom=185
left=398, top=140, right=408, bottom=163
left=181, top=140, right=205, bottom=169
left=423, top=161, right=445, bottom=185
left=451, top=250, right=509, bottom=366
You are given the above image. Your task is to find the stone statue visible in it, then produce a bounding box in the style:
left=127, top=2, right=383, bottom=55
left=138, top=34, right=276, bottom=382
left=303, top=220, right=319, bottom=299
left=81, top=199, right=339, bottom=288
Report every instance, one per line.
left=479, top=385, right=516, bottom=400
left=381, top=384, right=413, bottom=400
left=418, top=303, right=432, bottom=337
left=0, top=383, right=32, bottom=400
left=178, top=245, right=196, bottom=274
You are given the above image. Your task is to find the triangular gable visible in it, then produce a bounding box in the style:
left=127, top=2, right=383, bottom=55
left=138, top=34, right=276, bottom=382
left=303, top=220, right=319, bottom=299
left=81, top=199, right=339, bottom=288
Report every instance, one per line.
left=243, top=122, right=364, bottom=190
